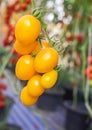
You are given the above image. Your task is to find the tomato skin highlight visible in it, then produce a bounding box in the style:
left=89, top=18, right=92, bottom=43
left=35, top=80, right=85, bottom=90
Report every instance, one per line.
left=41, top=70, right=58, bottom=89
left=27, top=75, right=45, bottom=97
left=15, top=55, right=36, bottom=80
left=34, top=47, right=59, bottom=73
left=15, top=15, right=41, bottom=45
left=20, top=86, right=38, bottom=106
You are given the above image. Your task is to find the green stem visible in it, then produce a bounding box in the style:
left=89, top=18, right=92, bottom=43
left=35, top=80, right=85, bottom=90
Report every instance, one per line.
left=42, top=27, right=52, bottom=45
left=81, top=47, right=86, bottom=94
left=31, top=0, right=36, bottom=9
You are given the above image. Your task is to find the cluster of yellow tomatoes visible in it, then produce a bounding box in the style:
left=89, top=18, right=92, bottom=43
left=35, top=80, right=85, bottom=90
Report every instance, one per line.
left=14, top=15, right=59, bottom=106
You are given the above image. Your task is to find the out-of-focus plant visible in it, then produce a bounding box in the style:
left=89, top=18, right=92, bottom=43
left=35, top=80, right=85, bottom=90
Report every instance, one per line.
left=62, top=0, right=92, bottom=118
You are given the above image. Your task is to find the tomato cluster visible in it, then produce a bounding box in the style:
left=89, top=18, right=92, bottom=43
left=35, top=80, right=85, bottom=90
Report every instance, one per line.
left=14, top=15, right=59, bottom=106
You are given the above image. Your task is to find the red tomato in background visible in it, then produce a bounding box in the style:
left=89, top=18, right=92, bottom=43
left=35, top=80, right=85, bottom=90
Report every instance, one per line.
left=88, top=56, right=92, bottom=64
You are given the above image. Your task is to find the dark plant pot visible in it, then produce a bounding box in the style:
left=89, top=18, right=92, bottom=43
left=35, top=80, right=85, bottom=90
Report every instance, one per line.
left=36, top=89, right=65, bottom=111
left=64, top=101, right=91, bottom=130
left=0, top=97, right=14, bottom=129
left=63, top=85, right=86, bottom=102
left=63, top=85, right=73, bottom=100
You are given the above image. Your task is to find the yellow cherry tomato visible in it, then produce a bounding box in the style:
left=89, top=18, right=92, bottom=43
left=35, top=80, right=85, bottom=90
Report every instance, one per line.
left=31, top=41, right=41, bottom=55
left=34, top=47, right=59, bottom=73
left=15, top=15, right=41, bottom=45
left=42, top=41, right=50, bottom=49
left=20, top=86, right=38, bottom=106
left=14, top=40, right=37, bottom=55
left=32, top=41, right=50, bottom=55
left=15, top=55, right=36, bottom=80
left=27, top=75, right=45, bottom=97
left=41, top=70, right=58, bottom=89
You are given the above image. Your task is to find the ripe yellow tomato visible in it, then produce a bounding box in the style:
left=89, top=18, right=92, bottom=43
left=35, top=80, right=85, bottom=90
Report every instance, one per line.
left=15, top=55, right=36, bottom=80
left=32, top=41, right=50, bottom=55
left=42, top=41, right=50, bottom=49
left=14, top=40, right=37, bottom=55
left=15, top=15, right=41, bottom=45
left=34, top=47, right=59, bottom=73
left=41, top=70, right=58, bottom=89
left=27, top=75, right=45, bottom=97
left=31, top=41, right=41, bottom=55
left=20, top=86, right=38, bottom=106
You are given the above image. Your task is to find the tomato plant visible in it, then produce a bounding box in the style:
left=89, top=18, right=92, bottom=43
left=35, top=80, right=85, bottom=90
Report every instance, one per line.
left=11, top=0, right=64, bottom=107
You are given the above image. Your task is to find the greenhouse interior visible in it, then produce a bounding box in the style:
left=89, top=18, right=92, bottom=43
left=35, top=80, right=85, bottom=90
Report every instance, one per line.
left=0, top=0, right=92, bottom=130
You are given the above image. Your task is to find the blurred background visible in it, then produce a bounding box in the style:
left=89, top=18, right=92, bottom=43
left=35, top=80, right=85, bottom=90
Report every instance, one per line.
left=0, top=0, right=92, bottom=130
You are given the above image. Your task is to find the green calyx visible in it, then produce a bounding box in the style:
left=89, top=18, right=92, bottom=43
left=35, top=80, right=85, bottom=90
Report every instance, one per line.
left=32, top=9, right=42, bottom=19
